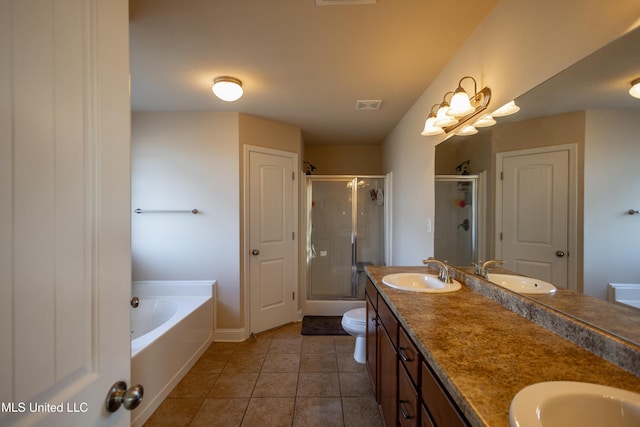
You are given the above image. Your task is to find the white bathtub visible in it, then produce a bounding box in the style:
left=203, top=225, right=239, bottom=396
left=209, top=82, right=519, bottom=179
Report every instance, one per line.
left=608, top=283, right=640, bottom=309
left=131, top=281, right=216, bottom=427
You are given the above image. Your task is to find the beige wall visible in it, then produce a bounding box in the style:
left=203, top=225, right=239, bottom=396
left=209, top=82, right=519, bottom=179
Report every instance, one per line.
left=304, top=144, right=382, bottom=175
left=132, top=112, right=302, bottom=333
left=383, top=0, right=640, bottom=266
left=584, top=110, right=640, bottom=299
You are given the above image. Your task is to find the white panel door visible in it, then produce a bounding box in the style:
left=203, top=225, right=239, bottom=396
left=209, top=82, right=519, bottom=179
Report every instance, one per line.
left=0, top=1, right=132, bottom=426
left=248, top=149, right=296, bottom=334
left=499, top=150, right=569, bottom=288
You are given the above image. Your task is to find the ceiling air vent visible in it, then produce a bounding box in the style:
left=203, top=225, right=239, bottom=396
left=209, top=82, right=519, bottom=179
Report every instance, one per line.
left=355, top=100, right=382, bottom=110
left=316, top=0, right=375, bottom=5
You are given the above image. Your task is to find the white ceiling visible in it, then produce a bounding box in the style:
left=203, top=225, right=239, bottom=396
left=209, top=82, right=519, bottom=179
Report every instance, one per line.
left=129, top=0, right=500, bottom=145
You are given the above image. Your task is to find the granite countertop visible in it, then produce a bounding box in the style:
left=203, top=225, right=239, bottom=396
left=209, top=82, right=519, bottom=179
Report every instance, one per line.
left=365, top=265, right=640, bottom=427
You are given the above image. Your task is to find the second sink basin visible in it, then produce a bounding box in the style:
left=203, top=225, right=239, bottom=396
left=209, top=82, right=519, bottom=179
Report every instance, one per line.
left=382, top=273, right=461, bottom=293
left=510, top=381, right=640, bottom=427
left=487, top=273, right=557, bottom=294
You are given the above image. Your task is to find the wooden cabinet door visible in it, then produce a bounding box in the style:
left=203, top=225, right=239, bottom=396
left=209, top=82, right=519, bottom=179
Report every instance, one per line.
left=366, top=295, right=378, bottom=397
left=378, top=325, right=398, bottom=427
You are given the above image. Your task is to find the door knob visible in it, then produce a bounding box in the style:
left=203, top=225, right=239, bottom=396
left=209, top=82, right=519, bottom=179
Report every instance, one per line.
left=252, top=249, right=260, bottom=256
left=105, top=381, right=144, bottom=412
left=555, top=250, right=566, bottom=257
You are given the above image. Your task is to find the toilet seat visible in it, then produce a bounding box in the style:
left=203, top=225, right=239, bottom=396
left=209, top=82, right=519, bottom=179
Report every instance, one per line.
left=342, top=307, right=366, bottom=326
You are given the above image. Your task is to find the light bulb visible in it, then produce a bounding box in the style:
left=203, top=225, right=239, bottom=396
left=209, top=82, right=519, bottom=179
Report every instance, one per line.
left=212, top=76, right=243, bottom=102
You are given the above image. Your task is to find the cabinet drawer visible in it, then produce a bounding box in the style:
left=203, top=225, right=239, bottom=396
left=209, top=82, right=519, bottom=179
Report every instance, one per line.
left=398, top=327, right=420, bottom=385
left=398, top=364, right=419, bottom=427
left=377, top=297, right=398, bottom=347
left=365, top=278, right=377, bottom=310
left=421, top=361, right=468, bottom=427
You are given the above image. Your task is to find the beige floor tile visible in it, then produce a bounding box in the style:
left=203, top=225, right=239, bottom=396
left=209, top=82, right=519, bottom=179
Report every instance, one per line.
left=191, top=353, right=229, bottom=373
left=300, top=353, right=338, bottom=373
left=261, top=352, right=301, bottom=373
left=142, top=398, right=203, bottom=427
left=143, top=322, right=382, bottom=426
left=302, top=336, right=336, bottom=354
left=336, top=353, right=367, bottom=373
left=205, top=341, right=239, bottom=355
left=339, top=372, right=374, bottom=397
left=293, top=397, right=344, bottom=427
left=234, top=336, right=272, bottom=354
left=252, top=372, right=299, bottom=397
left=268, top=337, right=303, bottom=354
left=342, top=397, right=382, bottom=427
left=190, top=398, right=249, bottom=427
left=334, top=336, right=357, bottom=354
left=168, top=371, right=218, bottom=398
left=297, top=372, right=341, bottom=397
left=241, top=397, right=295, bottom=427
left=222, top=352, right=266, bottom=373
left=207, top=372, right=259, bottom=398
left=271, top=322, right=302, bottom=338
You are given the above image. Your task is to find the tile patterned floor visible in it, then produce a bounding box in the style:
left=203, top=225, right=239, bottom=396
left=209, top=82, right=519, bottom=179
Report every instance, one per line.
left=143, top=322, right=382, bottom=427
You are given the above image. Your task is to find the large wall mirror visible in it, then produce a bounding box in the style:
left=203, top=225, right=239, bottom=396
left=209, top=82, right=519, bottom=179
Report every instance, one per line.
left=436, top=27, right=640, bottom=346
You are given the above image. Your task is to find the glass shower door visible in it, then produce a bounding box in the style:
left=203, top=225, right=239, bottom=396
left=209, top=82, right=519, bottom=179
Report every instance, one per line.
left=307, top=176, right=385, bottom=300
left=434, top=175, right=478, bottom=266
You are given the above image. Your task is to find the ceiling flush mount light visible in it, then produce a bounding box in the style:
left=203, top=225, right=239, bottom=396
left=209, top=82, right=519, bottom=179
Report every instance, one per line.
left=422, top=75, right=492, bottom=138
left=212, top=76, right=243, bottom=102
left=630, top=78, right=640, bottom=99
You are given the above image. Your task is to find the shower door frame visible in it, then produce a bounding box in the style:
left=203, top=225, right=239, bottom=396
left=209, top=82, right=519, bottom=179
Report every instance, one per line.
left=303, top=175, right=388, bottom=307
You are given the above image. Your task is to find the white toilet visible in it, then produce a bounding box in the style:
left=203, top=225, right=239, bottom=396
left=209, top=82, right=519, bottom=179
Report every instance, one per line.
left=341, top=307, right=367, bottom=364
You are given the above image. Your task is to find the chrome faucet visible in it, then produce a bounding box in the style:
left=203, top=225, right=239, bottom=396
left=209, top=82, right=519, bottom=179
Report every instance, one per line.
left=130, top=296, right=140, bottom=308
left=473, top=259, right=504, bottom=278
left=422, top=258, right=453, bottom=283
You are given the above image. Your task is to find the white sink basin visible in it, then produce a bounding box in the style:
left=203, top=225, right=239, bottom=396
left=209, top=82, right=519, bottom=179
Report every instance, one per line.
left=510, top=381, right=640, bottom=427
left=487, top=273, right=556, bottom=294
left=382, top=273, right=461, bottom=293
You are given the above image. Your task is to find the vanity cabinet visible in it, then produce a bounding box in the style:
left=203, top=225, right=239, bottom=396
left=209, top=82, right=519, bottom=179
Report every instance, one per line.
left=366, top=278, right=469, bottom=427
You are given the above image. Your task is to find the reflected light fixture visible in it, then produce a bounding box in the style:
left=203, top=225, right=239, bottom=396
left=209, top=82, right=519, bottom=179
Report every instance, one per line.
left=457, top=125, right=478, bottom=136
left=474, top=115, right=496, bottom=128
left=492, top=100, right=520, bottom=117
left=212, top=76, right=243, bottom=102
left=421, top=104, right=445, bottom=136
left=630, top=78, right=640, bottom=99
left=447, top=76, right=479, bottom=117
left=433, top=92, right=459, bottom=127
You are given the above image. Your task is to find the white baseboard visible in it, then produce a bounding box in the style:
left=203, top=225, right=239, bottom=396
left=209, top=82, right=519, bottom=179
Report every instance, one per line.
left=212, top=327, right=249, bottom=342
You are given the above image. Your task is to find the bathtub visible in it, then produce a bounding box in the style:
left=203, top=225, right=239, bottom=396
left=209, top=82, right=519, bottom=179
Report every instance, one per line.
left=130, top=281, right=216, bottom=427
left=608, top=283, right=640, bottom=310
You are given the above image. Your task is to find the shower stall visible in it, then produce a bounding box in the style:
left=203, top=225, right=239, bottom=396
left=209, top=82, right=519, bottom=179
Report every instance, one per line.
left=434, top=174, right=485, bottom=266
left=304, top=176, right=388, bottom=315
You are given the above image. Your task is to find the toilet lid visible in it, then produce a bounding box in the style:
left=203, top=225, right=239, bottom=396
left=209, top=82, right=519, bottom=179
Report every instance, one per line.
left=343, top=307, right=366, bottom=324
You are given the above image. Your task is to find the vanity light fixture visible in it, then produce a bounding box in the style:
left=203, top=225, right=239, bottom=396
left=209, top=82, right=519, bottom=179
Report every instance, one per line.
left=212, top=76, right=243, bottom=102
left=473, top=114, right=496, bottom=128
left=492, top=100, right=520, bottom=117
left=630, top=78, right=640, bottom=99
left=447, top=76, right=480, bottom=117
left=457, top=125, right=478, bottom=136
left=422, top=75, right=493, bottom=138
left=433, top=92, right=459, bottom=127
left=421, top=104, right=445, bottom=136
